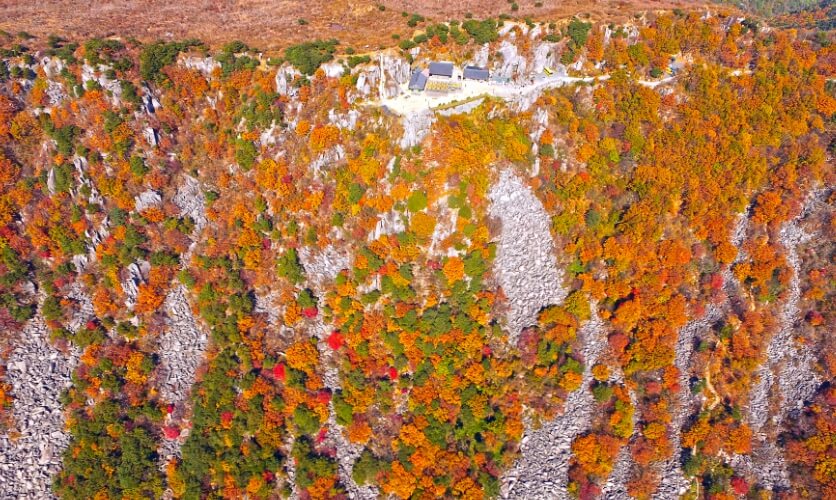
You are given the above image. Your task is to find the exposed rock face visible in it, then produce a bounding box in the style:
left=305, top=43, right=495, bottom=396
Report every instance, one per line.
left=320, top=61, right=345, bottom=78
left=722, top=211, right=750, bottom=305
left=488, top=169, right=566, bottom=343
left=355, top=71, right=373, bottom=96
left=772, top=193, right=823, bottom=414
left=173, top=176, right=207, bottom=233
left=157, top=285, right=208, bottom=407
left=724, top=210, right=788, bottom=490
left=600, top=338, right=638, bottom=499
left=139, top=83, right=162, bottom=114
left=399, top=110, right=434, bottom=150
left=310, top=144, right=346, bottom=176
left=73, top=157, right=104, bottom=206
left=655, top=303, right=725, bottom=499
left=509, top=88, right=544, bottom=112
left=253, top=290, right=282, bottom=332
left=275, top=65, right=302, bottom=97
left=528, top=108, right=549, bottom=177
left=81, top=63, right=122, bottom=104
left=354, top=54, right=410, bottom=99
left=46, top=80, right=67, bottom=106
left=657, top=209, right=764, bottom=497
left=144, top=127, right=159, bottom=147
left=0, top=315, right=79, bottom=499
left=324, top=403, right=378, bottom=500
left=601, top=447, right=634, bottom=499
left=746, top=189, right=829, bottom=491
left=182, top=56, right=220, bottom=76
left=66, top=282, right=95, bottom=334
left=496, top=40, right=528, bottom=81
left=173, top=175, right=207, bottom=261
left=749, top=444, right=790, bottom=492
left=297, top=247, right=378, bottom=499
left=531, top=42, right=558, bottom=74
left=472, top=44, right=489, bottom=68
left=298, top=246, right=350, bottom=289
left=156, top=285, right=208, bottom=466
left=46, top=167, right=56, bottom=195
left=429, top=198, right=458, bottom=257
left=529, top=24, right=544, bottom=40
left=40, top=56, right=65, bottom=79
left=502, top=309, right=606, bottom=498
left=121, top=260, right=149, bottom=311
left=328, top=108, right=360, bottom=130
left=369, top=208, right=406, bottom=241
left=499, top=21, right=529, bottom=38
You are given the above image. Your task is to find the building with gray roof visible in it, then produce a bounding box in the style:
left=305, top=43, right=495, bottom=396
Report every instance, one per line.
left=428, top=61, right=454, bottom=78
left=408, top=69, right=428, bottom=90
left=463, top=65, right=489, bottom=81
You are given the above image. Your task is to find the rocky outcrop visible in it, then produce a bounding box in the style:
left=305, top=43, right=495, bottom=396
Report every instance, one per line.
left=121, top=261, right=149, bottom=311
left=45, top=80, right=67, bottom=106
left=429, top=198, right=458, bottom=257
left=182, top=56, right=220, bottom=76
left=746, top=189, right=829, bottom=491
left=655, top=304, right=725, bottom=499
left=139, top=83, right=162, bottom=115
left=254, top=290, right=282, bottom=329
left=275, top=65, right=302, bottom=97
left=0, top=315, right=79, bottom=499
left=298, top=246, right=350, bottom=289
left=39, top=56, right=65, bottom=79
left=496, top=40, right=528, bottom=81
left=771, top=193, right=824, bottom=415
left=472, top=45, right=489, bottom=68
left=656, top=209, right=758, bottom=497
left=144, top=127, right=159, bottom=147
left=157, top=285, right=208, bottom=407
left=320, top=61, right=344, bottom=79
left=173, top=176, right=207, bottom=233
left=502, top=308, right=606, bottom=498
left=297, top=247, right=377, bottom=499
left=527, top=107, right=549, bottom=177
left=531, top=42, right=558, bottom=75
left=399, top=110, right=434, bottom=150
left=488, top=169, right=566, bottom=343
left=601, top=447, right=634, bottom=499
left=310, top=144, right=346, bottom=177
left=354, top=54, right=410, bottom=99
left=369, top=208, right=406, bottom=242
left=529, top=107, right=549, bottom=148
left=173, top=175, right=207, bottom=261
left=155, top=285, right=208, bottom=468
left=66, top=282, right=95, bottom=334
left=81, top=63, right=122, bottom=104
left=327, top=108, right=359, bottom=130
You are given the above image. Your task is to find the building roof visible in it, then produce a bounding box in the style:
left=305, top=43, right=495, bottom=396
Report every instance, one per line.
left=428, top=61, right=454, bottom=77
left=463, top=65, right=489, bottom=80
left=408, top=69, right=428, bottom=90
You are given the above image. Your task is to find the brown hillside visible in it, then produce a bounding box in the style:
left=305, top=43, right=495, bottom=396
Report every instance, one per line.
left=0, top=0, right=698, bottom=49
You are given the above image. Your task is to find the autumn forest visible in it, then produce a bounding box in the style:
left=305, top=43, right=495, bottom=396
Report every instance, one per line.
left=0, top=4, right=833, bottom=500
